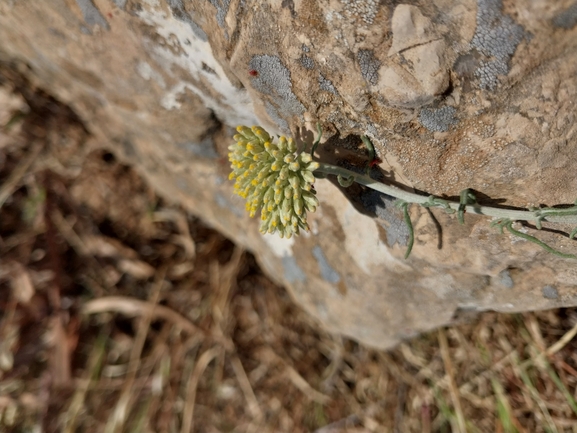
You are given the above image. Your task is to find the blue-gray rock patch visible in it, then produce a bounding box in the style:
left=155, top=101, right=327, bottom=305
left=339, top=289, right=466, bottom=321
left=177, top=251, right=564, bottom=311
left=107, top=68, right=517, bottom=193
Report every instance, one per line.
left=167, top=0, right=208, bottom=41
left=542, top=285, right=559, bottom=299
left=497, top=269, right=514, bottom=288
left=312, top=246, right=341, bottom=284
left=178, top=138, right=219, bottom=159
left=282, top=255, right=307, bottom=283
left=360, top=189, right=409, bottom=247
left=215, top=193, right=244, bottom=217
left=75, top=0, right=109, bottom=31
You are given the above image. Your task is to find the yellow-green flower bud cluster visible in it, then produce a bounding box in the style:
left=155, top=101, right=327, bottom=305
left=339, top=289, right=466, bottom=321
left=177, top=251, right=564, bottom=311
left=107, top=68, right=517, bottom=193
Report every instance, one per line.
left=228, top=125, right=320, bottom=238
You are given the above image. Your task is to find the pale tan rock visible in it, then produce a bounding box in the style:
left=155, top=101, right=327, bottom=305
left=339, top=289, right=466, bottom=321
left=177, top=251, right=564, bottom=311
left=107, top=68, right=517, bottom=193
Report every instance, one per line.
left=388, top=5, right=435, bottom=56
left=1, top=0, right=577, bottom=349
left=379, top=39, right=449, bottom=108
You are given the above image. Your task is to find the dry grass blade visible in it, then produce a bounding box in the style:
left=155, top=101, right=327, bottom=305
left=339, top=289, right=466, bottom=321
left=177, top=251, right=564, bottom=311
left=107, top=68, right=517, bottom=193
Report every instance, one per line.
left=541, top=357, right=577, bottom=417
left=521, top=316, right=577, bottom=419
left=62, top=332, right=107, bottom=433
left=262, top=346, right=331, bottom=405
left=82, top=296, right=205, bottom=337
left=153, top=209, right=196, bottom=259
left=212, top=246, right=244, bottom=325
left=49, top=209, right=91, bottom=256
left=284, top=364, right=331, bottom=405
left=503, top=338, right=559, bottom=433
left=0, top=141, right=42, bottom=209
left=516, top=316, right=577, bottom=372
left=544, top=319, right=577, bottom=358
left=230, top=355, right=263, bottom=422
left=105, top=270, right=165, bottom=433
left=491, top=377, right=520, bottom=433
left=438, top=328, right=466, bottom=433
left=312, top=414, right=361, bottom=433
left=181, top=346, right=220, bottom=433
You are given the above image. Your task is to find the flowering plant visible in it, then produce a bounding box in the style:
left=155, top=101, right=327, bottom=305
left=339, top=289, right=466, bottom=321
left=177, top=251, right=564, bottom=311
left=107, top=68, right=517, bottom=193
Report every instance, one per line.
left=228, top=125, right=577, bottom=259
left=228, top=126, right=320, bottom=238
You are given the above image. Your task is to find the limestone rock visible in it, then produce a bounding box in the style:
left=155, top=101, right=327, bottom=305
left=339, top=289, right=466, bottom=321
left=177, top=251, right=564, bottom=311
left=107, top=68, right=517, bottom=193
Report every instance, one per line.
left=1, top=0, right=577, bottom=349
left=388, top=4, right=435, bottom=56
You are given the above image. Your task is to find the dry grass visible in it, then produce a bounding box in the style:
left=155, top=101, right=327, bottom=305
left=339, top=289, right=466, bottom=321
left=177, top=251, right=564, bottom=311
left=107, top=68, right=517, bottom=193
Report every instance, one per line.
left=2, top=71, right=577, bottom=433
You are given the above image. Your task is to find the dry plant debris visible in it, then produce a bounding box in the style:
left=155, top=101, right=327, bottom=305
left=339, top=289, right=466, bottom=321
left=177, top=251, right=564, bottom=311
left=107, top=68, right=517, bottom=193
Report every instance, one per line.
left=2, top=69, right=577, bottom=433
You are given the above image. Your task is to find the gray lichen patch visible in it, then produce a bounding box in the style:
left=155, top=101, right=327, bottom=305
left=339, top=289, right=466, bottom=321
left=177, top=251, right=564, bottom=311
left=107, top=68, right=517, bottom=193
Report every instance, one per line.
left=261, top=101, right=287, bottom=132
left=75, top=0, right=109, bottom=31
left=357, top=49, right=380, bottom=85
left=419, top=106, right=458, bottom=132
left=112, top=0, right=127, bottom=9
left=299, top=55, right=315, bottom=70
left=318, top=73, right=337, bottom=94
left=209, top=0, right=232, bottom=29
left=249, top=55, right=305, bottom=131
left=470, top=0, right=526, bottom=90
left=341, top=0, right=380, bottom=25
left=167, top=0, right=208, bottom=41
left=553, top=3, right=577, bottom=29
left=312, top=246, right=341, bottom=284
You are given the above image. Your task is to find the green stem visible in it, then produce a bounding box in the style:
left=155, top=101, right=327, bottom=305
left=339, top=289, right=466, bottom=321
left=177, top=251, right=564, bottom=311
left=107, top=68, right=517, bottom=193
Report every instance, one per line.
left=314, top=163, right=577, bottom=225
left=400, top=202, right=414, bottom=259
left=503, top=220, right=577, bottom=260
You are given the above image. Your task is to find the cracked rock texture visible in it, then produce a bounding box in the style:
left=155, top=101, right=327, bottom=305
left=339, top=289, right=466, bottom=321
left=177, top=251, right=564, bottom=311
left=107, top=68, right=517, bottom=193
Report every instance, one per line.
left=2, top=0, right=577, bottom=349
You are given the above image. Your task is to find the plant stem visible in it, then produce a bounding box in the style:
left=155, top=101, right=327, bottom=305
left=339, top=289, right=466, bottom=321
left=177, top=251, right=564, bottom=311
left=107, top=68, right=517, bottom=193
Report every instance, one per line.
left=314, top=163, right=577, bottom=225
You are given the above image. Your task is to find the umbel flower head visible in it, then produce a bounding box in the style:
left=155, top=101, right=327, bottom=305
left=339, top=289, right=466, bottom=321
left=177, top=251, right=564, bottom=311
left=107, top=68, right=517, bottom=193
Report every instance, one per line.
left=228, top=125, right=320, bottom=238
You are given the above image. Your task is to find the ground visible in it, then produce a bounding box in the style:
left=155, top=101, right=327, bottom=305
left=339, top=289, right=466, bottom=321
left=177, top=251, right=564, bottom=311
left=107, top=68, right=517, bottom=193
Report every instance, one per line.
left=1, top=77, right=577, bottom=433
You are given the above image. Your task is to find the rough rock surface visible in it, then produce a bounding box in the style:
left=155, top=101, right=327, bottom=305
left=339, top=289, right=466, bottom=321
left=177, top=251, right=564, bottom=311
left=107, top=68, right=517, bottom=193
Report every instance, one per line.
left=1, top=0, right=577, bottom=349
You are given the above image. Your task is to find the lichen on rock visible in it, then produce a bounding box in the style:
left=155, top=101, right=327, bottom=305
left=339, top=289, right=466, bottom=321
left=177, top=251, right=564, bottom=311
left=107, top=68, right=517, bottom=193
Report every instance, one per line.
left=318, top=73, right=338, bottom=94
left=249, top=55, right=305, bottom=132
left=470, top=0, right=526, bottom=90
left=419, top=106, right=458, bottom=132
left=167, top=0, right=208, bottom=41
left=357, top=49, right=380, bottom=85
left=299, top=55, right=315, bottom=70
left=552, top=2, right=577, bottom=29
